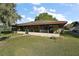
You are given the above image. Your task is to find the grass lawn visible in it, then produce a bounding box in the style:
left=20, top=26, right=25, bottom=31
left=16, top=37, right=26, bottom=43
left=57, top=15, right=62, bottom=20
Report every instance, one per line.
left=0, top=33, right=79, bottom=56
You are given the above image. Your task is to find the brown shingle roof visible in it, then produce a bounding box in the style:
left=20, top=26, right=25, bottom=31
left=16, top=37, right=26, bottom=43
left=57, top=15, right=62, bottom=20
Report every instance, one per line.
left=15, top=21, right=67, bottom=26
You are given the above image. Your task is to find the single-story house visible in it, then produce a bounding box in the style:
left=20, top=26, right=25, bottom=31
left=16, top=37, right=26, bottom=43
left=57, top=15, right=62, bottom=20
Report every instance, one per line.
left=69, top=22, right=79, bottom=35
left=12, top=21, right=67, bottom=34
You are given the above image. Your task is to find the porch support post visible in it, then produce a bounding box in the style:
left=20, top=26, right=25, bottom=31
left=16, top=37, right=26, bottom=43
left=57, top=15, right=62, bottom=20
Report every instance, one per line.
left=48, top=29, right=49, bottom=33
left=48, top=25, right=49, bottom=33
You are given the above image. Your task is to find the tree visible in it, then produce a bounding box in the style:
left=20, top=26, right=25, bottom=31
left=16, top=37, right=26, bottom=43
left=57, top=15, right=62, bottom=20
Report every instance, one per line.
left=0, top=3, right=21, bottom=31
left=71, top=21, right=79, bottom=27
left=35, top=13, right=58, bottom=21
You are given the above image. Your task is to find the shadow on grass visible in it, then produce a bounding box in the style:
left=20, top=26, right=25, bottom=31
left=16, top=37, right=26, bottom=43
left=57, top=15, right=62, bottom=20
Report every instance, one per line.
left=0, top=36, right=10, bottom=41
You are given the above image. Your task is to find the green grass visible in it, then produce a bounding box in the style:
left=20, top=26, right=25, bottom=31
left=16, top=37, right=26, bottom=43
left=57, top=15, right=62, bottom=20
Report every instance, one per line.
left=0, top=33, right=79, bottom=56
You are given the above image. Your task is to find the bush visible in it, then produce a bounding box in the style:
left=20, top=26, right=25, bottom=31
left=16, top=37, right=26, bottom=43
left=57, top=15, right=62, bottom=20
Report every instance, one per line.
left=1, top=31, right=13, bottom=34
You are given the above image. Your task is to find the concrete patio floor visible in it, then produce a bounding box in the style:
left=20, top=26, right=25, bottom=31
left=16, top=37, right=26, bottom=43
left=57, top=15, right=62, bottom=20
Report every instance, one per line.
left=17, top=31, right=60, bottom=37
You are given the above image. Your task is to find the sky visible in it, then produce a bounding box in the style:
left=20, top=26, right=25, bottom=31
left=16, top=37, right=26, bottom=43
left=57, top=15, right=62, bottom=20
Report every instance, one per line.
left=16, top=3, right=79, bottom=24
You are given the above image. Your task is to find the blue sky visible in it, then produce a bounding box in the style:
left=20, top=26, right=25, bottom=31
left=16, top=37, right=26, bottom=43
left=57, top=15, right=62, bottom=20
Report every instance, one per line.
left=16, top=3, right=79, bottom=24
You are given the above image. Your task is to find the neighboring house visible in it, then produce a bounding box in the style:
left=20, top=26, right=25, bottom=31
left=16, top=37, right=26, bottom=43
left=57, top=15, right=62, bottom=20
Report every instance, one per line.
left=70, top=26, right=79, bottom=32
left=69, top=22, right=79, bottom=35
left=12, top=21, right=67, bottom=34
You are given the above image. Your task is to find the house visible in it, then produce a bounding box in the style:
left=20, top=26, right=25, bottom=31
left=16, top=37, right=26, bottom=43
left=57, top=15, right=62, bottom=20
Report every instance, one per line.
left=69, top=22, right=79, bottom=35
left=12, top=21, right=67, bottom=34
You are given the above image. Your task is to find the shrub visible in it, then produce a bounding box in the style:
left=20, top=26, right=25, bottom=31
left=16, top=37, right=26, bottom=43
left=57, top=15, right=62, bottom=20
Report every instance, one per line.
left=1, top=31, right=13, bottom=34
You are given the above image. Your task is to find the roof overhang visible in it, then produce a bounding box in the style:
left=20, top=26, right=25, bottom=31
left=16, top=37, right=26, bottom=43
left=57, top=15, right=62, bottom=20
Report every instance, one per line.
left=12, top=21, right=67, bottom=27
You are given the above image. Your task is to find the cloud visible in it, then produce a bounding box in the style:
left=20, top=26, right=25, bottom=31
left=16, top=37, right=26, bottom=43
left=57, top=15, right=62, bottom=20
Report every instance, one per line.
left=21, top=15, right=26, bottom=18
left=75, top=3, right=79, bottom=5
left=26, top=17, right=34, bottom=21
left=33, top=6, right=56, bottom=13
left=33, top=6, right=47, bottom=13
left=49, top=9, right=56, bottom=12
left=33, top=6, right=69, bottom=22
left=60, top=3, right=73, bottom=7
left=17, top=16, right=34, bottom=24
left=61, top=3, right=79, bottom=7
left=19, top=6, right=70, bottom=24
left=69, top=19, right=79, bottom=23
left=47, top=12, right=73, bottom=24
left=47, top=12, right=67, bottom=21
left=48, top=12, right=72, bottom=24
left=31, top=3, right=41, bottom=5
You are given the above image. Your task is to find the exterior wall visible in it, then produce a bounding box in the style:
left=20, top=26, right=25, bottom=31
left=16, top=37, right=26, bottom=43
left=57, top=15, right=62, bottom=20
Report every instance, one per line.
left=12, top=24, right=64, bottom=34
left=26, top=24, right=59, bottom=33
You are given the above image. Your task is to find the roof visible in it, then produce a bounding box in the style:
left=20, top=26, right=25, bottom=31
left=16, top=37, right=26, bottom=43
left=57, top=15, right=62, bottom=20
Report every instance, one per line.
left=14, top=21, right=67, bottom=26
left=71, top=26, right=79, bottom=31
